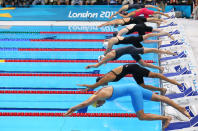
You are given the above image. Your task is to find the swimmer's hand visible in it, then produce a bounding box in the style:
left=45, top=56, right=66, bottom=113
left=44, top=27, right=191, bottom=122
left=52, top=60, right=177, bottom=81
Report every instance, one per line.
left=63, top=108, right=75, bottom=117
left=77, top=84, right=93, bottom=91
left=109, top=15, right=114, bottom=19
left=85, top=65, right=96, bottom=69
left=79, top=88, right=90, bottom=92
left=77, top=84, right=92, bottom=88
left=77, top=84, right=88, bottom=87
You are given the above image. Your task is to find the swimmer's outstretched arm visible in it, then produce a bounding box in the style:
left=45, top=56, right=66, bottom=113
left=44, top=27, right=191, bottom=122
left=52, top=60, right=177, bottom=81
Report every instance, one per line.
left=85, top=52, right=113, bottom=69
left=77, top=75, right=112, bottom=90
left=109, top=5, right=129, bottom=19
left=64, top=95, right=99, bottom=116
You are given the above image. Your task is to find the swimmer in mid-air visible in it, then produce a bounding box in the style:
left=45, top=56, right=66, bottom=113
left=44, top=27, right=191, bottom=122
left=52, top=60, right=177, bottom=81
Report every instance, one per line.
left=109, top=3, right=162, bottom=19
left=64, top=84, right=190, bottom=128
left=103, top=31, right=175, bottom=55
left=119, top=8, right=170, bottom=18
left=78, top=64, right=183, bottom=95
left=98, top=16, right=165, bottom=28
left=85, top=46, right=175, bottom=72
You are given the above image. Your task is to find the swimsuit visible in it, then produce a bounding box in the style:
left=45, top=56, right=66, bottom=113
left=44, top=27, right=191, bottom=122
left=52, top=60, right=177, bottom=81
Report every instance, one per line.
left=128, top=4, right=145, bottom=10
left=113, top=46, right=144, bottom=62
left=122, top=16, right=147, bottom=25
left=115, top=35, right=144, bottom=48
left=126, top=24, right=153, bottom=35
left=110, top=64, right=150, bottom=84
left=134, top=8, right=155, bottom=18
left=106, top=84, right=153, bottom=113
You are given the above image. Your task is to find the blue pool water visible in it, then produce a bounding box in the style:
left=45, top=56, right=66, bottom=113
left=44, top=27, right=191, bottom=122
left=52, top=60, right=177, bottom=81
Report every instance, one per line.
left=0, top=25, right=161, bottom=131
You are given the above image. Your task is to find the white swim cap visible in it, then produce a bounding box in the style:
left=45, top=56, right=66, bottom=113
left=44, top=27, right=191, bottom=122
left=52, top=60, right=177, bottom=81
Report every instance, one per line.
left=103, top=41, right=108, bottom=49
left=98, top=55, right=105, bottom=62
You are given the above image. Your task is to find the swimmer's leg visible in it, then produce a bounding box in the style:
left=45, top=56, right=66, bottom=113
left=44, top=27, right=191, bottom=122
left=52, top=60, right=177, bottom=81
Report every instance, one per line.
left=138, top=59, right=164, bottom=72
left=148, top=72, right=182, bottom=86
left=147, top=18, right=164, bottom=23
left=145, top=5, right=162, bottom=11
left=143, top=39, right=161, bottom=43
left=117, top=28, right=129, bottom=36
left=152, top=28, right=162, bottom=32
left=160, top=31, right=175, bottom=41
left=136, top=110, right=172, bottom=129
left=151, top=93, right=191, bottom=119
left=129, top=85, right=171, bottom=128
left=154, top=11, right=170, bottom=18
left=143, top=32, right=175, bottom=41
left=144, top=48, right=176, bottom=55
left=104, top=37, right=118, bottom=55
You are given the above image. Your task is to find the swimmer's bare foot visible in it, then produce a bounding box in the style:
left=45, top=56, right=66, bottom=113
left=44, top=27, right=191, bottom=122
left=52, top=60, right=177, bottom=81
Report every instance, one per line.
left=160, top=67, right=164, bottom=72
left=167, top=51, right=177, bottom=55
left=158, top=40, right=162, bottom=45
left=163, top=116, right=172, bottom=129
left=157, top=21, right=161, bottom=27
left=165, top=14, right=170, bottom=18
left=109, top=15, right=114, bottom=19
left=157, top=7, right=162, bottom=11
left=170, top=35, right=175, bottom=41
left=182, top=107, right=191, bottom=119
left=161, top=88, right=167, bottom=95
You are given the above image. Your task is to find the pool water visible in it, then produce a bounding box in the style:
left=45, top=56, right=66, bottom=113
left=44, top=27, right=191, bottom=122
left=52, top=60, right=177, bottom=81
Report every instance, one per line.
left=0, top=25, right=161, bottom=131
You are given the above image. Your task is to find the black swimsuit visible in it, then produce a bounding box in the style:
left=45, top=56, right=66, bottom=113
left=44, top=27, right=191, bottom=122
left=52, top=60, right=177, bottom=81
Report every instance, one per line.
left=115, top=35, right=144, bottom=48
left=113, top=46, right=144, bottom=62
left=122, top=16, right=147, bottom=26
left=126, top=24, right=153, bottom=35
left=110, top=64, right=150, bottom=84
left=128, top=4, right=145, bottom=10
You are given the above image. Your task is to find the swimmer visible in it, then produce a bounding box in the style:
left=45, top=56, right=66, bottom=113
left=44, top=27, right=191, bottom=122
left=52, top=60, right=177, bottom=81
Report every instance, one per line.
left=78, top=64, right=183, bottom=95
left=103, top=32, right=175, bottom=55
left=64, top=84, right=190, bottom=129
left=109, top=3, right=162, bottom=19
left=85, top=46, right=175, bottom=72
left=119, top=8, right=170, bottom=18
left=114, top=24, right=162, bottom=36
left=98, top=16, right=165, bottom=28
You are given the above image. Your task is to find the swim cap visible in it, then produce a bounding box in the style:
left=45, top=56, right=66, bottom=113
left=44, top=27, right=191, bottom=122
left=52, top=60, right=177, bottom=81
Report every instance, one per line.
left=92, top=101, right=97, bottom=108
left=113, top=31, right=118, bottom=37
left=103, top=41, right=108, bottom=49
left=120, top=11, right=128, bottom=15
left=96, top=76, right=103, bottom=82
left=98, top=55, right=105, bottom=62
left=90, top=95, right=97, bottom=108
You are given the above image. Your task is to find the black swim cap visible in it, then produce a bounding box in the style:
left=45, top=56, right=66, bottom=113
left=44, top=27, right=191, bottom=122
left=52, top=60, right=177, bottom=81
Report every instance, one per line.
left=120, top=11, right=128, bottom=15
left=96, top=76, right=103, bottom=82
left=113, top=31, right=118, bottom=37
